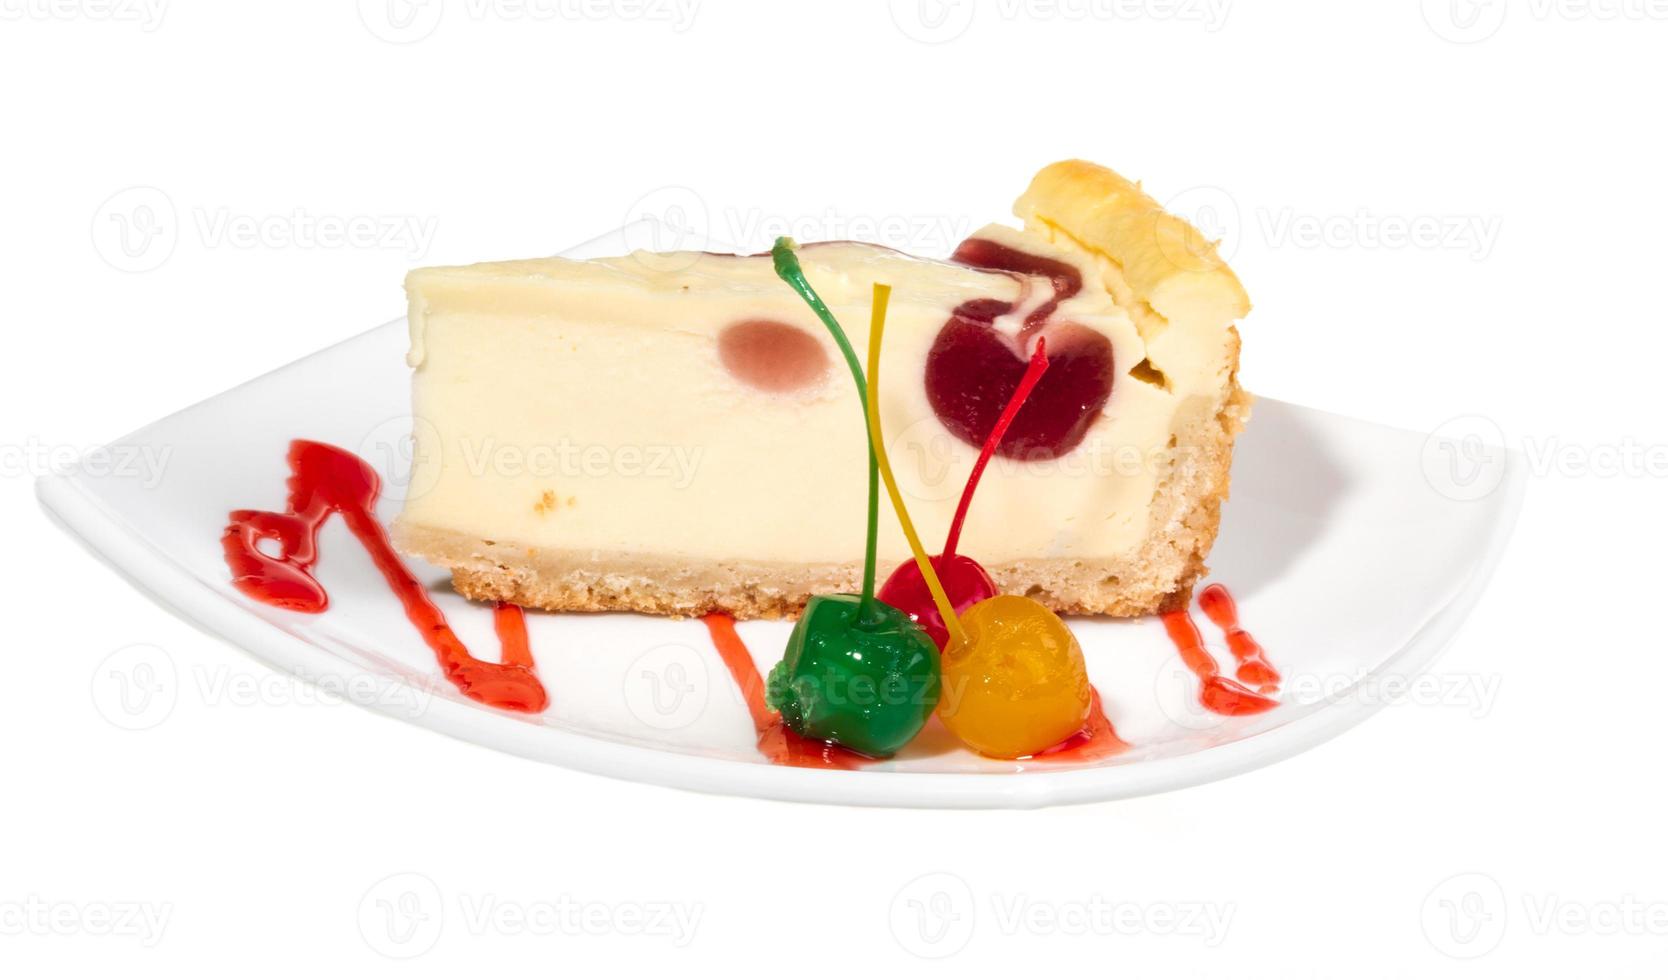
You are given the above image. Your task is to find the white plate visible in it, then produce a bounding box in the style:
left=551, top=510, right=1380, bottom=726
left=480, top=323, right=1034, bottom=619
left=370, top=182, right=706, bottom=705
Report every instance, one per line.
left=38, top=321, right=1523, bottom=808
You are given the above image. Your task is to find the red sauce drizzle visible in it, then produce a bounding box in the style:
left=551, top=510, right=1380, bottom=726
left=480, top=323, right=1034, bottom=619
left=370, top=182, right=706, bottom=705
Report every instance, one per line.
left=701, top=614, right=865, bottom=769
left=222, top=440, right=549, bottom=713
left=1161, top=585, right=1278, bottom=717
left=1033, top=689, right=1129, bottom=762
left=1197, top=583, right=1280, bottom=691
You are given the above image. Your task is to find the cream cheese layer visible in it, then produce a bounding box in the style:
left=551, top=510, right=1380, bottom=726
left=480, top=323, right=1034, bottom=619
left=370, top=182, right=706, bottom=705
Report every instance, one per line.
left=400, top=235, right=1204, bottom=567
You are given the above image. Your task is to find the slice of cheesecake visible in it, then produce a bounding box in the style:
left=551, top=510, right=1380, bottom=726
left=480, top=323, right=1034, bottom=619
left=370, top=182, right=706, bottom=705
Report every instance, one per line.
left=392, top=160, right=1251, bottom=618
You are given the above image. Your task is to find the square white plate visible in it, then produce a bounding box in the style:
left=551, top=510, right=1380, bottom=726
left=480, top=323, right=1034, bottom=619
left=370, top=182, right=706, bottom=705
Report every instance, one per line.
left=38, top=320, right=1523, bottom=808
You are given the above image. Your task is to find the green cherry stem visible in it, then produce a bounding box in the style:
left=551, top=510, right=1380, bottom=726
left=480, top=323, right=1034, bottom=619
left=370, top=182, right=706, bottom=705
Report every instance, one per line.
left=772, top=237, right=882, bottom=623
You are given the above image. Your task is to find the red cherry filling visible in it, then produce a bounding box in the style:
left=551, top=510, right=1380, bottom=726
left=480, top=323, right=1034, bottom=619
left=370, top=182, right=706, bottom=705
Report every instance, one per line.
left=950, top=237, right=1083, bottom=331
left=925, top=239, right=1114, bottom=461
left=926, top=313, right=1112, bottom=461
left=719, top=319, right=830, bottom=393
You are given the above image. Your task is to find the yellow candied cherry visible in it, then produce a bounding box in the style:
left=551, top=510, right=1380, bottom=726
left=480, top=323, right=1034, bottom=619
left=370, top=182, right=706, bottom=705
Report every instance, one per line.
left=937, top=594, right=1092, bottom=759
left=862, top=281, right=1095, bottom=761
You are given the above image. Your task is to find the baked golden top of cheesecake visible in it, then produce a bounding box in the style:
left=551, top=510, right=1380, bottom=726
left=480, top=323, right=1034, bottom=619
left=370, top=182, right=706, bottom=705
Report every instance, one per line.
left=393, top=160, right=1251, bottom=618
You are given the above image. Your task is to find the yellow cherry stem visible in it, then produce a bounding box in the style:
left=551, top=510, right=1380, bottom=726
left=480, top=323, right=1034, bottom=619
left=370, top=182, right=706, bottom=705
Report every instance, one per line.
left=864, top=283, right=971, bottom=650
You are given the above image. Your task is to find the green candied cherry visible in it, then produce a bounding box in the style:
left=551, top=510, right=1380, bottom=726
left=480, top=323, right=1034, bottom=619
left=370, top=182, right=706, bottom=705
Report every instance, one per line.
left=762, top=237, right=941, bottom=759
left=767, top=595, right=940, bottom=758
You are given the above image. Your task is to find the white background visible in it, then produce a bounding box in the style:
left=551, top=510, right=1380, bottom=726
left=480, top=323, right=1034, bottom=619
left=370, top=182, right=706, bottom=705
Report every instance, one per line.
left=5, top=0, right=1666, bottom=975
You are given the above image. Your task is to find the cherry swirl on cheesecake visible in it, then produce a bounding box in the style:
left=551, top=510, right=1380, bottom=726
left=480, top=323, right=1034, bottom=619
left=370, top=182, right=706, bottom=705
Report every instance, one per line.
left=925, top=237, right=1115, bottom=461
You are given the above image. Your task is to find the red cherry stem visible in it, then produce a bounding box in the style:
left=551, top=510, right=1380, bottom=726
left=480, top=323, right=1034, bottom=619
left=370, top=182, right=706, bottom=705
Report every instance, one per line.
left=941, top=339, right=1050, bottom=559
